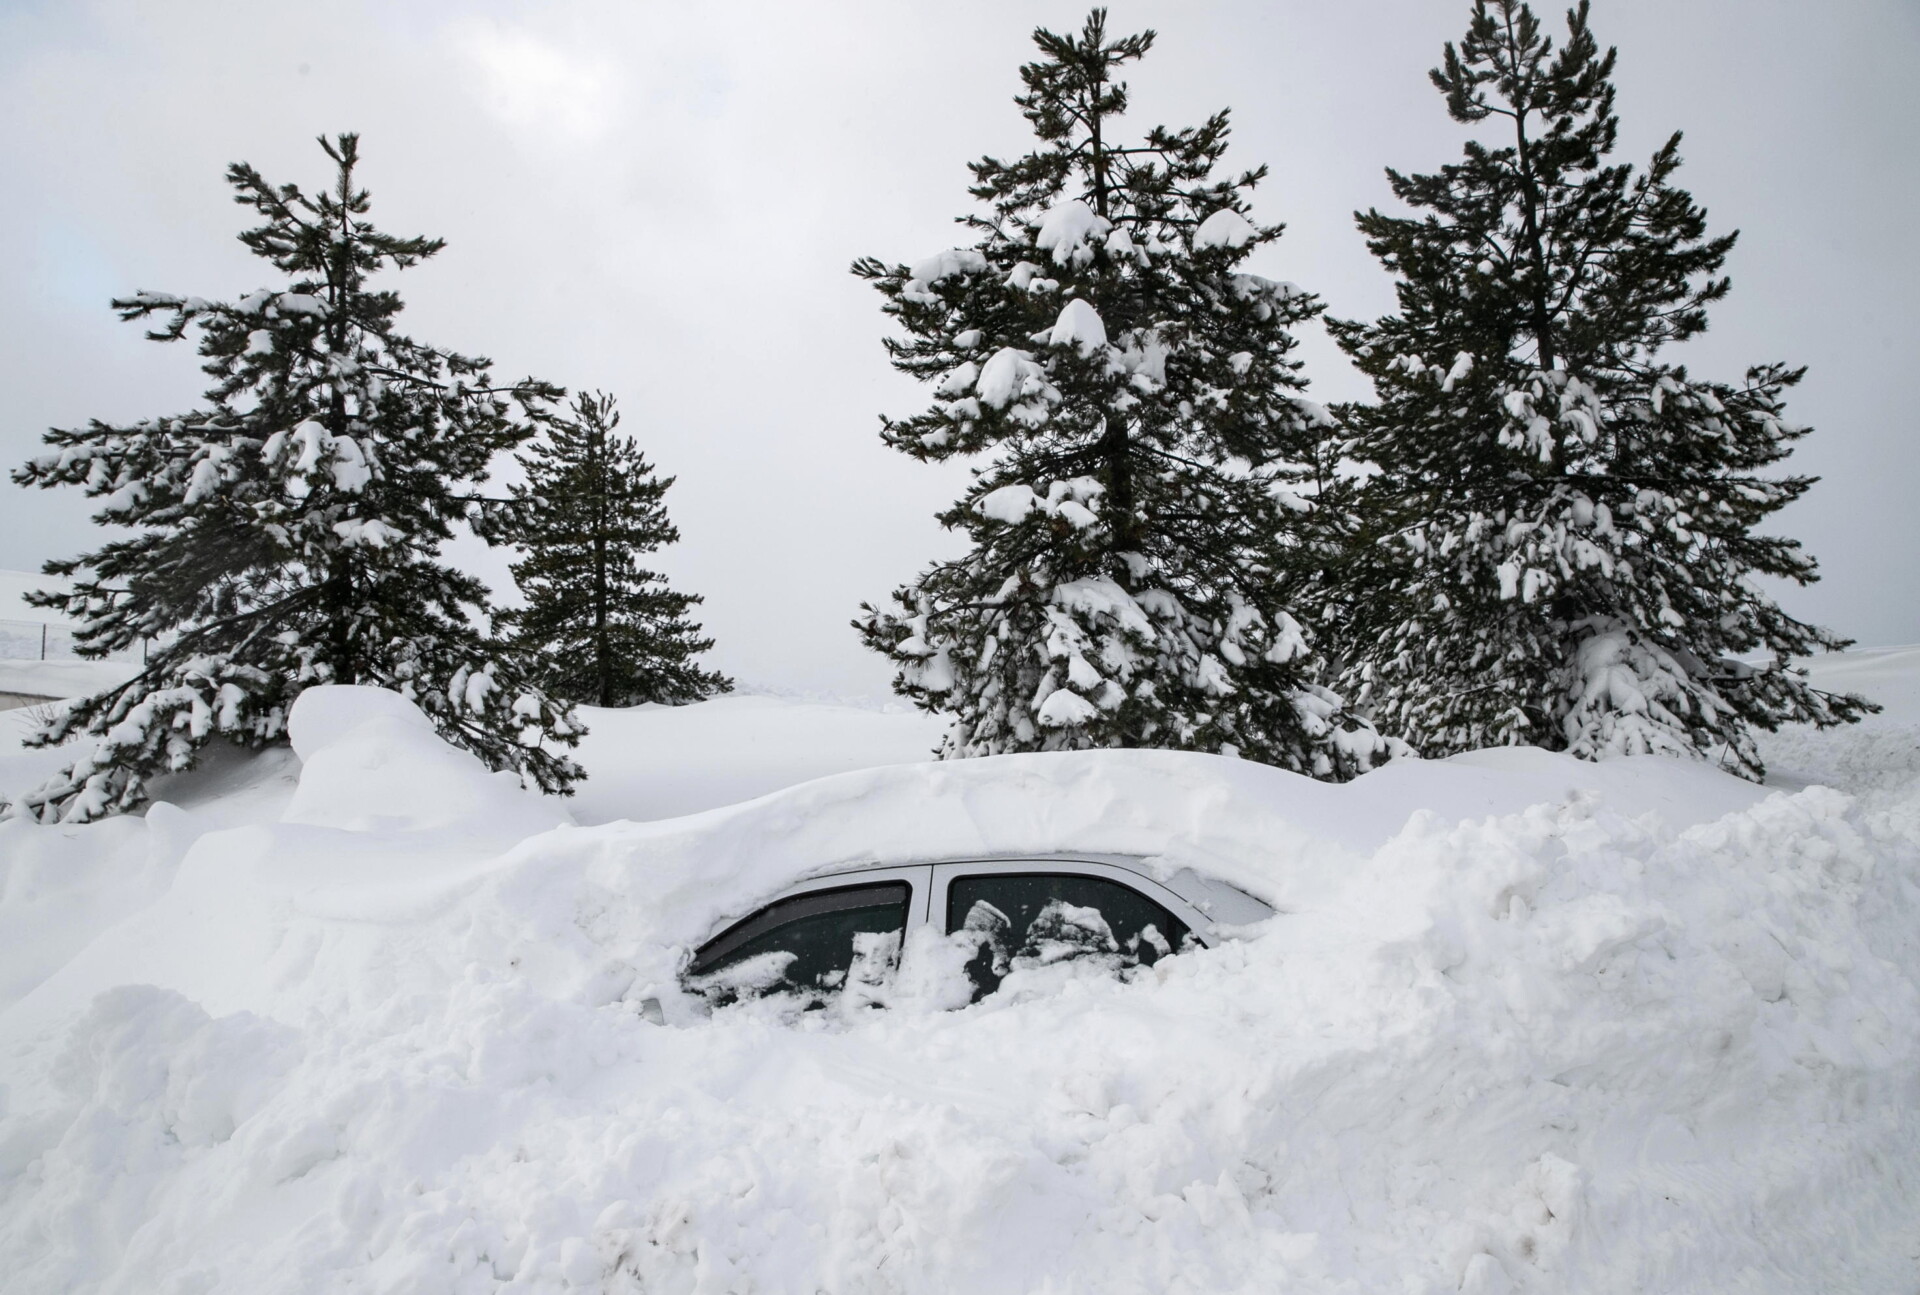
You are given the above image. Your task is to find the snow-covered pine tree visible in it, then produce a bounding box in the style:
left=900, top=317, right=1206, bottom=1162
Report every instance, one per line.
left=6, top=133, right=584, bottom=822
left=1327, top=0, right=1871, bottom=778
left=496, top=390, right=730, bottom=708
left=853, top=10, right=1382, bottom=777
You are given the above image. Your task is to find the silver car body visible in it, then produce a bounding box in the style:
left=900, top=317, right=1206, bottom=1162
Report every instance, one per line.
left=697, top=852, right=1277, bottom=956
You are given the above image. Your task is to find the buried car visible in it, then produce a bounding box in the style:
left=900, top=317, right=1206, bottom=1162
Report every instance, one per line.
left=681, top=853, right=1277, bottom=1008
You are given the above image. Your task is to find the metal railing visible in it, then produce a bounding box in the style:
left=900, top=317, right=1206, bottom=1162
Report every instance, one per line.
left=0, top=618, right=145, bottom=663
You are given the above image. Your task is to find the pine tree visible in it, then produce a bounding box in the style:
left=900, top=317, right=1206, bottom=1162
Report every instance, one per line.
left=853, top=10, right=1383, bottom=777
left=1327, top=1, right=1872, bottom=778
left=7, top=133, right=584, bottom=822
left=496, top=390, right=730, bottom=709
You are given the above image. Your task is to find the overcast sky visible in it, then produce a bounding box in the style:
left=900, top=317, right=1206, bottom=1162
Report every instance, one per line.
left=4, top=0, right=1915, bottom=697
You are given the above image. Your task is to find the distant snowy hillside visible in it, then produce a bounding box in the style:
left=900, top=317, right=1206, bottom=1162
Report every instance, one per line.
left=0, top=656, right=1916, bottom=1292
left=567, top=694, right=946, bottom=822
left=0, top=658, right=139, bottom=705
left=2, top=678, right=941, bottom=825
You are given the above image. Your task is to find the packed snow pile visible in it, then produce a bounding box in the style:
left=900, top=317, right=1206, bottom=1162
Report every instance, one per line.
left=283, top=684, right=569, bottom=843
left=2, top=681, right=1918, bottom=1292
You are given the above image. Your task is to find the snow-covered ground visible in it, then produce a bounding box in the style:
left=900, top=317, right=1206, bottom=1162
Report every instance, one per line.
left=1, top=657, right=1916, bottom=1292
left=0, top=658, right=140, bottom=705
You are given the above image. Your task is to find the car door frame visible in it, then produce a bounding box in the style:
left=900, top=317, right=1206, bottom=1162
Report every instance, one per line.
left=925, top=855, right=1219, bottom=949
left=725, top=862, right=937, bottom=935
left=679, top=863, right=934, bottom=1000
left=680, top=855, right=1272, bottom=1000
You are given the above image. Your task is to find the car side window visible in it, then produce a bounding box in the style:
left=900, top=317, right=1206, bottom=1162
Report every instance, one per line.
left=944, top=872, right=1190, bottom=1001
left=686, top=882, right=910, bottom=1005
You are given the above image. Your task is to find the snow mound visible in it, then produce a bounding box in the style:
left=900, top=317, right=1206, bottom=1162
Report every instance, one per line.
left=285, top=681, right=434, bottom=758
left=280, top=684, right=568, bottom=837
left=0, top=684, right=1916, bottom=1291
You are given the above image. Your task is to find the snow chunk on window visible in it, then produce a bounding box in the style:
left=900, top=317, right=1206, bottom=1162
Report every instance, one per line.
left=1035, top=688, right=1100, bottom=728
left=977, top=484, right=1039, bottom=524
left=1047, top=299, right=1107, bottom=356
left=1033, top=199, right=1110, bottom=268
left=1194, top=208, right=1257, bottom=250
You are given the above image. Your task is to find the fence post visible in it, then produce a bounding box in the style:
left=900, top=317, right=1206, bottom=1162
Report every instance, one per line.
left=41, top=622, right=48, bottom=661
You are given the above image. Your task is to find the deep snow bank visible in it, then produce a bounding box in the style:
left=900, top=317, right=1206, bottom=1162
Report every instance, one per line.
left=1, top=684, right=1917, bottom=1292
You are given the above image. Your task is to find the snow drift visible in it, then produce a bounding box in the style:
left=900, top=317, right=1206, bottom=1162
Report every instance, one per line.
left=2, top=683, right=1917, bottom=1292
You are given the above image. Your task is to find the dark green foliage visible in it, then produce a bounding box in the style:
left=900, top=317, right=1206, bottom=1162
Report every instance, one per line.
left=7, top=134, right=583, bottom=821
left=1327, top=1, right=1871, bottom=777
left=497, top=391, right=729, bottom=709
left=853, top=10, right=1384, bottom=777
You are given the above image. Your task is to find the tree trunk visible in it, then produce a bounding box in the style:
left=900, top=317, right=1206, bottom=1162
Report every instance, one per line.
left=591, top=428, right=613, bottom=708
left=1501, top=8, right=1564, bottom=474
left=325, top=154, right=357, bottom=684
left=1085, top=77, right=1133, bottom=555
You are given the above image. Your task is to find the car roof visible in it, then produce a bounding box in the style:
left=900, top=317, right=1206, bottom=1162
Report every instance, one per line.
left=790, top=851, right=1278, bottom=932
